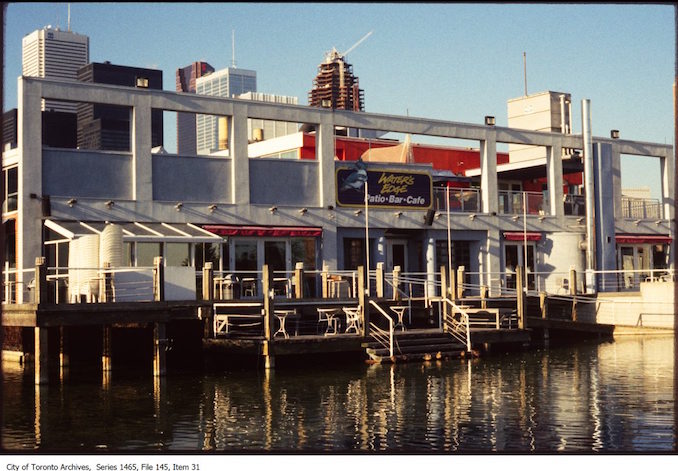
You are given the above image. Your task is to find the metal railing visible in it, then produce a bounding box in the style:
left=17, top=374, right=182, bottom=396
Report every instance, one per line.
left=441, top=299, right=471, bottom=352
left=594, top=268, right=674, bottom=292
left=433, top=187, right=481, bottom=213
left=368, top=299, right=395, bottom=358
left=563, top=194, right=586, bottom=216
left=621, top=196, right=662, bottom=219
left=498, top=190, right=547, bottom=215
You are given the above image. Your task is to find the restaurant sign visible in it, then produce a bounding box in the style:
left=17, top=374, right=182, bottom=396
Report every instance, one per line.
left=336, top=159, right=432, bottom=210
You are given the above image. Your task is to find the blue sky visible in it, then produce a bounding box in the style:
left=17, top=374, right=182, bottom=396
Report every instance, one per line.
left=3, top=3, right=675, bottom=195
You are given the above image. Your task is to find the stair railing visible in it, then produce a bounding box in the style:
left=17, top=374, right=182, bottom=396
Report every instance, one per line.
left=441, top=298, right=471, bottom=352
left=369, top=300, right=395, bottom=358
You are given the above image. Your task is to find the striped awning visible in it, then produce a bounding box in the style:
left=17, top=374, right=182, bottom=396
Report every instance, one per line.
left=202, top=225, right=323, bottom=238
left=504, top=231, right=542, bottom=242
left=615, top=234, right=672, bottom=244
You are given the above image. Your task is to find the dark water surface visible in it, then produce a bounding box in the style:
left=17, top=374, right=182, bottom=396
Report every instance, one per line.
left=2, top=336, right=676, bottom=452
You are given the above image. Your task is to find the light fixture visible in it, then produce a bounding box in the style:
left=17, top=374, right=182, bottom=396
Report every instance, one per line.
left=175, top=202, right=183, bottom=211
left=576, top=217, right=585, bottom=224
left=208, top=204, right=218, bottom=213
left=633, top=219, right=641, bottom=225
left=610, top=129, right=620, bottom=139
left=512, top=215, right=519, bottom=221
left=327, top=205, right=334, bottom=211
left=394, top=211, right=403, bottom=218
left=468, top=213, right=476, bottom=220
left=67, top=198, right=77, bottom=207
left=655, top=220, right=663, bottom=225
left=538, top=215, right=546, bottom=221
left=435, top=212, right=443, bottom=220
left=354, top=209, right=363, bottom=216
left=269, top=205, right=278, bottom=213
left=105, top=200, right=115, bottom=209
left=484, top=116, right=496, bottom=126
left=299, top=208, right=308, bottom=215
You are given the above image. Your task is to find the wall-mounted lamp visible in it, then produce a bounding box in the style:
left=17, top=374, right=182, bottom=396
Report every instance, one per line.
left=327, top=205, right=334, bottom=211
left=394, top=211, right=403, bottom=218
left=576, top=217, right=585, bottom=224
left=633, top=219, right=641, bottom=225
left=67, top=198, right=77, bottom=207
left=175, top=202, right=183, bottom=211
left=538, top=215, right=546, bottom=221
left=105, top=200, right=115, bottom=209
left=468, top=213, right=476, bottom=220
left=511, top=215, right=519, bottom=221
left=435, top=212, right=443, bottom=220
left=655, top=220, right=663, bottom=225
left=610, top=129, right=620, bottom=139
left=269, top=205, right=278, bottom=213
left=484, top=116, right=496, bottom=126
left=208, top=204, right=218, bottom=213
left=354, top=209, right=363, bottom=216
left=299, top=208, right=308, bottom=215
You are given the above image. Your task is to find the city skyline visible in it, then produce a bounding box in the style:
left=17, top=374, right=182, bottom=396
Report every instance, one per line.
left=3, top=3, right=675, bottom=195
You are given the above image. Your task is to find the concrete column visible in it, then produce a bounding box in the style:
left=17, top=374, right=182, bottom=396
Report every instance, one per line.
left=480, top=133, right=498, bottom=214
left=153, top=322, right=167, bottom=377
left=131, top=94, right=153, bottom=201
left=317, top=121, right=336, bottom=209
left=34, top=257, right=47, bottom=304
left=18, top=78, right=44, bottom=296
left=485, top=229, right=503, bottom=297
left=661, top=147, right=675, bottom=222
left=230, top=105, right=250, bottom=205
left=34, top=327, right=49, bottom=385
left=320, top=225, right=338, bottom=271
left=611, top=144, right=623, bottom=220
left=546, top=141, right=564, bottom=218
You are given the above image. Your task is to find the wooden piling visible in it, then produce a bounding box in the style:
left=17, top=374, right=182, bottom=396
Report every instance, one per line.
left=153, top=322, right=167, bottom=377
left=102, top=325, right=112, bottom=372
left=153, top=256, right=164, bottom=302
left=321, top=264, right=329, bottom=298
left=480, top=285, right=488, bottom=309
left=101, top=261, right=113, bottom=303
left=294, top=262, right=304, bottom=299
left=539, top=291, right=548, bottom=319
left=375, top=262, right=385, bottom=298
left=59, top=326, right=69, bottom=369
left=450, top=266, right=457, bottom=302
left=34, top=257, right=47, bottom=305
left=393, top=265, right=401, bottom=301
left=358, top=266, right=368, bottom=336
left=516, top=266, right=526, bottom=329
left=569, top=267, right=577, bottom=321
left=456, top=266, right=465, bottom=299
left=202, top=262, right=214, bottom=338
left=440, top=266, right=448, bottom=330
left=262, top=265, right=276, bottom=369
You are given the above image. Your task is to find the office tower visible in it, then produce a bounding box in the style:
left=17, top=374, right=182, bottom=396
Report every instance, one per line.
left=77, top=62, right=163, bottom=151
left=308, top=48, right=364, bottom=112
left=21, top=26, right=90, bottom=113
left=195, top=67, right=256, bottom=154
left=176, top=61, right=215, bottom=155
left=237, top=92, right=298, bottom=142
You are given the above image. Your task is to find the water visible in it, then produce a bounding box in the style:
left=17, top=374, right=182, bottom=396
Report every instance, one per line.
left=2, top=336, right=676, bottom=452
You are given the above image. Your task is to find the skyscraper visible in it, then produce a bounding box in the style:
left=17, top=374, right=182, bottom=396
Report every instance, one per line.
left=21, top=26, right=90, bottom=113
left=176, top=61, right=215, bottom=155
left=308, top=49, right=364, bottom=112
left=195, top=67, right=256, bottom=155
left=77, top=62, right=163, bottom=151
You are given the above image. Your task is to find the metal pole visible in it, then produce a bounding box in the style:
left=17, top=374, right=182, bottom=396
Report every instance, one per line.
left=446, top=184, right=453, bottom=297
left=523, top=191, right=528, bottom=292
left=582, top=99, right=596, bottom=292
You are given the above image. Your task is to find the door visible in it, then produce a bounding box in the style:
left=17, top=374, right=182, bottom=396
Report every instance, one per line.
left=504, top=243, right=535, bottom=290
left=387, top=240, right=408, bottom=272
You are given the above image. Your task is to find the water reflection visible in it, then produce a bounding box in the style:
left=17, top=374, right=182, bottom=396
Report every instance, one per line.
left=1, top=336, right=675, bottom=452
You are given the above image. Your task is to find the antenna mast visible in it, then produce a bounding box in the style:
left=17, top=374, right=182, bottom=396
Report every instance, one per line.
left=67, top=3, right=71, bottom=31
left=231, top=29, right=236, bottom=68
left=523, top=52, right=527, bottom=96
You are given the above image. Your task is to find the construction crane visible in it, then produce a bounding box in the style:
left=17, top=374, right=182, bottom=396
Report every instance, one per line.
left=325, top=31, right=373, bottom=62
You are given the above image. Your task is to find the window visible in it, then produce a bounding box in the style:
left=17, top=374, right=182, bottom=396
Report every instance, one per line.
left=165, top=243, right=190, bottom=266
left=135, top=77, right=149, bottom=88
left=343, top=238, right=366, bottom=270
left=2, top=166, right=18, bottom=213
left=137, top=242, right=161, bottom=267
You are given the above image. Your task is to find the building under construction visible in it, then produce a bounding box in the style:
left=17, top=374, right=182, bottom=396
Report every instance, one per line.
left=308, top=48, right=364, bottom=111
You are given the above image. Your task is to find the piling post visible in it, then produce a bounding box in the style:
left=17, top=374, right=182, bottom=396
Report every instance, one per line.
left=34, top=327, right=49, bottom=385
left=59, top=326, right=69, bottom=370
left=358, top=266, right=369, bottom=336
left=153, top=256, right=164, bottom=302
left=569, top=267, right=577, bottom=321
left=102, top=325, right=113, bottom=373
left=101, top=261, right=113, bottom=303
left=457, top=266, right=465, bottom=300
left=153, top=322, right=167, bottom=377
left=539, top=291, right=548, bottom=319
left=393, top=265, right=401, bottom=301
left=321, top=263, right=329, bottom=298
left=480, top=285, right=488, bottom=309
left=294, top=262, right=304, bottom=299
left=375, top=262, right=385, bottom=298
left=450, top=266, right=457, bottom=303
left=262, top=264, right=276, bottom=369
left=202, top=262, right=214, bottom=338
left=34, top=257, right=47, bottom=305
left=516, top=266, right=526, bottom=329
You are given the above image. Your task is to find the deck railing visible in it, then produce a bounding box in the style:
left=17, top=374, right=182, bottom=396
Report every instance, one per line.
left=621, top=196, right=662, bottom=219
left=498, top=190, right=547, bottom=215
left=433, top=187, right=481, bottom=213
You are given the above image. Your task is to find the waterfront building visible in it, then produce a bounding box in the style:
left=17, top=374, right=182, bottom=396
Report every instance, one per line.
left=2, top=77, right=673, bottom=303
left=21, top=26, right=89, bottom=113
left=236, top=92, right=299, bottom=143
left=176, top=61, right=215, bottom=155
left=76, top=62, right=164, bottom=151
left=195, top=66, right=257, bottom=154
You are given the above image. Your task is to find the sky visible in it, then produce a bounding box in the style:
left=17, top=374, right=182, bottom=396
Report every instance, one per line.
left=3, top=3, right=676, bottom=196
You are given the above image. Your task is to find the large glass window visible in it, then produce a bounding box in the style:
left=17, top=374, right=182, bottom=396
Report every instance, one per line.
left=195, top=242, right=221, bottom=271
left=4, top=218, right=16, bottom=268
left=343, top=238, right=365, bottom=270
left=165, top=243, right=190, bottom=266
left=137, top=242, right=161, bottom=267
left=2, top=167, right=18, bottom=213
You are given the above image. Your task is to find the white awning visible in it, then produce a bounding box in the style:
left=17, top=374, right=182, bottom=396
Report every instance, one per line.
left=44, top=220, right=222, bottom=243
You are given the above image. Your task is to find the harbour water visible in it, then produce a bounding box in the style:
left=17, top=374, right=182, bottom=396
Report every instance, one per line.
left=2, top=335, right=676, bottom=453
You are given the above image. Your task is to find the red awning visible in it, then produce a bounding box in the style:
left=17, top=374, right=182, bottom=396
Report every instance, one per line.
left=615, top=234, right=672, bottom=244
left=504, top=232, right=542, bottom=242
left=202, top=225, right=323, bottom=238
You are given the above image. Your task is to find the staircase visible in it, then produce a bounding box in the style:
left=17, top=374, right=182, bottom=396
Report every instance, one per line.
left=362, top=330, right=468, bottom=363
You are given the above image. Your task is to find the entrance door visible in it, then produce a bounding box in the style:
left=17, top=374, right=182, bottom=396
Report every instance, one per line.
left=264, top=240, right=289, bottom=296
left=387, top=240, right=408, bottom=272
left=504, top=243, right=535, bottom=290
